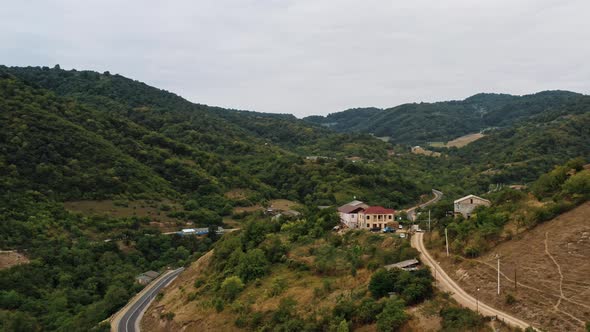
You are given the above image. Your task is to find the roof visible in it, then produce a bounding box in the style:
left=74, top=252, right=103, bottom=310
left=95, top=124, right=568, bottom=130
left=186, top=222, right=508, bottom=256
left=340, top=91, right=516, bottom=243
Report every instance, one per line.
left=454, top=194, right=491, bottom=204
left=363, top=206, right=395, bottom=214
left=384, top=258, right=420, bottom=270
left=338, top=205, right=365, bottom=214
left=143, top=271, right=160, bottom=279
left=348, top=200, right=367, bottom=207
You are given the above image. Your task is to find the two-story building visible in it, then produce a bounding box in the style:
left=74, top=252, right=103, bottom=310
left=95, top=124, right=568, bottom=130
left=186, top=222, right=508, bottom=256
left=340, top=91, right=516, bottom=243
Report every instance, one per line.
left=453, top=194, right=491, bottom=219
left=337, top=200, right=369, bottom=229
left=359, top=206, right=396, bottom=229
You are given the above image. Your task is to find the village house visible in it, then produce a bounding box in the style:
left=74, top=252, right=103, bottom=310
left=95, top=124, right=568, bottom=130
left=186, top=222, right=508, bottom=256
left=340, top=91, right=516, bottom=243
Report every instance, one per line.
left=338, top=200, right=368, bottom=228
left=136, top=270, right=160, bottom=285
left=453, top=194, right=491, bottom=219
left=359, top=206, right=396, bottom=229
left=338, top=201, right=396, bottom=230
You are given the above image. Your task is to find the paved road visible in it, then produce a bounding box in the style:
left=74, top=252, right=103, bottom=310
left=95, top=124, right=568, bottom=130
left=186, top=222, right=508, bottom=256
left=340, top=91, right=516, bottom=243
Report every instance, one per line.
left=405, top=189, right=443, bottom=221
left=112, top=268, right=184, bottom=332
left=411, top=233, right=533, bottom=330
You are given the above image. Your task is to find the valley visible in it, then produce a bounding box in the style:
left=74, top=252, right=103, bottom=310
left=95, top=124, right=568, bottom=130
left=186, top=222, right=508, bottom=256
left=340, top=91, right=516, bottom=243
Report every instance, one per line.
left=0, top=66, right=588, bottom=332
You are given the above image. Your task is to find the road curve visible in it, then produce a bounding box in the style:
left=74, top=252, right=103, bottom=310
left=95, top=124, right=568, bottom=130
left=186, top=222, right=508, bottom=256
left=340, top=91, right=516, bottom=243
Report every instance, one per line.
left=111, top=268, right=184, bottom=332
left=405, top=189, right=443, bottom=221
left=411, top=233, right=534, bottom=330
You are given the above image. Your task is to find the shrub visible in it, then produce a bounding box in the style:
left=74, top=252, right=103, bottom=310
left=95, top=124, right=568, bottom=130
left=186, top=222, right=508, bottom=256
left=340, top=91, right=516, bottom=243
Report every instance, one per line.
left=505, top=293, right=516, bottom=305
left=268, top=277, right=287, bottom=297
left=440, top=307, right=484, bottom=331
left=160, top=312, right=175, bottom=321
left=214, top=298, right=224, bottom=312
left=220, top=276, right=244, bottom=301
left=376, top=297, right=407, bottom=332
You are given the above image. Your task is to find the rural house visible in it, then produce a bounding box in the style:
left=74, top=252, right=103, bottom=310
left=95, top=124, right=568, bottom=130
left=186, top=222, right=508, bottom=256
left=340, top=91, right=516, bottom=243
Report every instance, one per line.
left=136, top=270, right=160, bottom=285
left=338, top=200, right=369, bottom=228
left=453, top=194, right=491, bottom=218
left=359, top=206, right=396, bottom=230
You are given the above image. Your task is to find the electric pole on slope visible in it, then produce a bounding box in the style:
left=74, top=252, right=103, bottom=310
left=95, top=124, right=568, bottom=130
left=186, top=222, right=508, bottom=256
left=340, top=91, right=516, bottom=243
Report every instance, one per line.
left=445, top=227, right=449, bottom=257
left=496, top=254, right=501, bottom=295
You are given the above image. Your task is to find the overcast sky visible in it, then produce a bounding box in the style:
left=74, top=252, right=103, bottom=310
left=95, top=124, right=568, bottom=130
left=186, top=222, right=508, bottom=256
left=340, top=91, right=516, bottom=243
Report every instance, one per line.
left=2, top=0, right=589, bottom=117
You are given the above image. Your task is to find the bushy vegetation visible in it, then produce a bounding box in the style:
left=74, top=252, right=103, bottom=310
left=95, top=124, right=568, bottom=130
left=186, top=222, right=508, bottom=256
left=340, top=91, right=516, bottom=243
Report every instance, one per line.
left=0, top=65, right=588, bottom=331
left=439, top=307, right=486, bottom=331
left=305, top=91, right=582, bottom=145
left=180, top=208, right=432, bottom=331
left=0, top=193, right=213, bottom=331
left=429, top=158, right=589, bottom=258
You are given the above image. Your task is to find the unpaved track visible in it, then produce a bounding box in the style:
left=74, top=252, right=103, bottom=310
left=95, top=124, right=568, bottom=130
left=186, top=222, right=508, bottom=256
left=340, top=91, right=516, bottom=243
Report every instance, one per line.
left=411, top=233, right=533, bottom=330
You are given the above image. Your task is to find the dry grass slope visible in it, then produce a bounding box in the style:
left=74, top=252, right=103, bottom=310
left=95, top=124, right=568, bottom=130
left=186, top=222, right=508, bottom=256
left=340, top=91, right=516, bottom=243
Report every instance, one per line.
left=437, top=202, right=590, bottom=332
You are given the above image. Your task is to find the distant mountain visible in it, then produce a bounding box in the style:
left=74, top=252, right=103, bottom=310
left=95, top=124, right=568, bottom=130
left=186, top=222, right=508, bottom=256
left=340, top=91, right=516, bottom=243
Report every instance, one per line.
left=304, top=91, right=583, bottom=145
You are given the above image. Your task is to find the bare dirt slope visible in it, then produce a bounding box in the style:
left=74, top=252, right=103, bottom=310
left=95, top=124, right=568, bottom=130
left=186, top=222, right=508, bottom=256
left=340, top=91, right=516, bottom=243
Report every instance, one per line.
left=0, top=251, right=29, bottom=270
left=437, top=202, right=590, bottom=331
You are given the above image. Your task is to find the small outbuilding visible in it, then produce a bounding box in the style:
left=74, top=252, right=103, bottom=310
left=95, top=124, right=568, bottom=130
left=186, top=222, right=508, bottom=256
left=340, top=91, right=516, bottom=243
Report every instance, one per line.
left=384, top=259, right=420, bottom=271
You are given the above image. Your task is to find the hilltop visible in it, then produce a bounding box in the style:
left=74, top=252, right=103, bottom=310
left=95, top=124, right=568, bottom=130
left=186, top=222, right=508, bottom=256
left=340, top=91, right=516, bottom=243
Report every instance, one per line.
left=304, top=91, right=583, bottom=145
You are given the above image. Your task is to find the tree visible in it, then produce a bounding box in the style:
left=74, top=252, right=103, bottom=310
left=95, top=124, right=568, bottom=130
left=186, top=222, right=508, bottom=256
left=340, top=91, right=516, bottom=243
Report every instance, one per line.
left=368, top=269, right=396, bottom=298
left=220, top=276, right=244, bottom=301
left=376, top=297, right=407, bottom=332
left=236, top=249, right=269, bottom=282
left=337, top=319, right=349, bottom=332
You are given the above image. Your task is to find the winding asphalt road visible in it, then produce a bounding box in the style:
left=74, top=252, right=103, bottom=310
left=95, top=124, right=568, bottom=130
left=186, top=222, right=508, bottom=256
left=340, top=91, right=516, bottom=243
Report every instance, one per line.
left=411, top=232, right=534, bottom=330
left=112, top=267, right=184, bottom=332
left=405, top=189, right=443, bottom=221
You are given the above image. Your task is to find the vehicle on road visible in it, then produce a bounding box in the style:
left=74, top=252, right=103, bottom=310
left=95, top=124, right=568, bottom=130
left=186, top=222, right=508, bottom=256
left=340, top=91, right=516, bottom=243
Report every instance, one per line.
left=382, top=226, right=395, bottom=233
left=399, top=233, right=406, bottom=238
left=398, top=224, right=403, bottom=229
left=370, top=227, right=381, bottom=233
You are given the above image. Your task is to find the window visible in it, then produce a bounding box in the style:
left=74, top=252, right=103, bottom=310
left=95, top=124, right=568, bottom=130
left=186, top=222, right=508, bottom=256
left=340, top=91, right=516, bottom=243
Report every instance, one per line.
left=388, top=215, right=392, bottom=219
left=367, top=215, right=370, bottom=220
left=470, top=199, right=473, bottom=204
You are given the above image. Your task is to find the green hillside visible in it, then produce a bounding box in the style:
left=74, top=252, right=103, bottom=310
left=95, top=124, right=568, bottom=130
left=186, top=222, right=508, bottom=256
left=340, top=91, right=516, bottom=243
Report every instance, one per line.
left=0, top=65, right=588, bottom=331
left=305, top=91, right=582, bottom=145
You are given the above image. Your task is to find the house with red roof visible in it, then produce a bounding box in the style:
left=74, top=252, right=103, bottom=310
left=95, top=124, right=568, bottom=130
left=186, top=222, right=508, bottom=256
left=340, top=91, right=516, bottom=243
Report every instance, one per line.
left=359, top=206, right=396, bottom=230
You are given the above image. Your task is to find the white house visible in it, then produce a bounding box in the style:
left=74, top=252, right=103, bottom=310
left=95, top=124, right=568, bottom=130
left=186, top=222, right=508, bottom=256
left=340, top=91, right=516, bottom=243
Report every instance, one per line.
left=454, top=194, right=491, bottom=219
left=337, top=200, right=369, bottom=228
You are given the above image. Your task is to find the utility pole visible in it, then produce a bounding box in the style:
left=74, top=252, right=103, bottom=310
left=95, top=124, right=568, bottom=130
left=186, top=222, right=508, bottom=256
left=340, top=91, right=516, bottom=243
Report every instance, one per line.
left=496, top=254, right=501, bottom=295
left=476, top=287, right=480, bottom=313
left=428, top=209, right=431, bottom=233
left=514, top=268, right=517, bottom=292
left=445, top=228, right=449, bottom=257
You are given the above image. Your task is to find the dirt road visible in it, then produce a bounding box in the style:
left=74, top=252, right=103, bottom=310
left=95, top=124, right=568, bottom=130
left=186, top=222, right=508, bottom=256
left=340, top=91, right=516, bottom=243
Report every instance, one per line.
left=411, top=233, right=534, bottom=330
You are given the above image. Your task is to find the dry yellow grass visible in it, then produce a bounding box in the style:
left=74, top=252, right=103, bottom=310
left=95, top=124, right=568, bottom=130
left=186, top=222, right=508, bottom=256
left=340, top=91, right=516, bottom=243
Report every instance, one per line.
left=445, top=133, right=485, bottom=148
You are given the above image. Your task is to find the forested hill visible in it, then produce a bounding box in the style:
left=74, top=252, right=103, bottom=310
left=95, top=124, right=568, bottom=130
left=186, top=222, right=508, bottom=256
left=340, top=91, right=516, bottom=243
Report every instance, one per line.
left=0, top=66, right=427, bottom=209
left=304, top=90, right=583, bottom=144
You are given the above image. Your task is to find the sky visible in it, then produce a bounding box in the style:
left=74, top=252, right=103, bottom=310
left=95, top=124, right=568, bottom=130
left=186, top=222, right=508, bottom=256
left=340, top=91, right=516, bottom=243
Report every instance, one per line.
left=1, top=0, right=589, bottom=117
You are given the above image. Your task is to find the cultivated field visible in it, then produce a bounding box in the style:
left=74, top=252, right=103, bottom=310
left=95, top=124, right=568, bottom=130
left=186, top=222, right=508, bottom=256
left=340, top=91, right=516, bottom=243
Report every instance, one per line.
left=445, top=133, right=485, bottom=148
left=435, top=202, right=590, bottom=331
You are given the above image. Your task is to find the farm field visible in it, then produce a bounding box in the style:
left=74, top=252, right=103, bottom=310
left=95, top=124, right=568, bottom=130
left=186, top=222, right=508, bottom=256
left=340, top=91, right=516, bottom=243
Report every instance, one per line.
left=433, top=202, right=590, bottom=331
left=445, top=133, right=485, bottom=147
